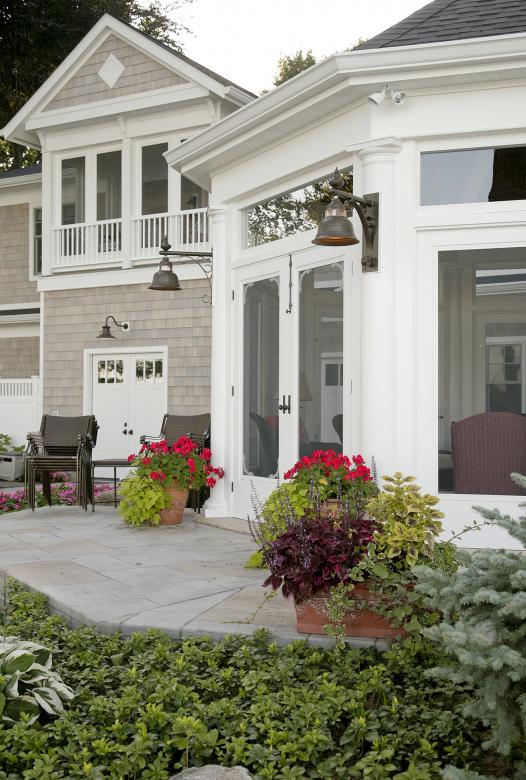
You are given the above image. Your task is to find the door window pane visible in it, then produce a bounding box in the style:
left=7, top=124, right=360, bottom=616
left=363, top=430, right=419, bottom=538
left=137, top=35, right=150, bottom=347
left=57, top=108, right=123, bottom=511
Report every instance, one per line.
left=421, top=146, right=526, bottom=206
left=116, top=360, right=124, bottom=383
left=136, top=360, right=144, bottom=381
left=243, top=278, right=279, bottom=477
left=145, top=360, right=154, bottom=381
left=142, top=143, right=168, bottom=215
left=298, top=264, right=344, bottom=455
left=97, top=151, right=121, bottom=220
left=62, top=157, right=85, bottom=224
left=155, top=359, right=163, bottom=380
left=98, top=360, right=106, bottom=383
left=438, top=249, right=526, bottom=495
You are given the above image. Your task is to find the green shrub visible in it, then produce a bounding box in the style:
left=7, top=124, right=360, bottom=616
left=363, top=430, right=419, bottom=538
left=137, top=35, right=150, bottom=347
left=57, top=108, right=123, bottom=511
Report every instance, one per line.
left=0, top=636, right=74, bottom=724
left=0, top=581, right=522, bottom=778
left=0, top=433, right=23, bottom=453
left=118, top=474, right=169, bottom=526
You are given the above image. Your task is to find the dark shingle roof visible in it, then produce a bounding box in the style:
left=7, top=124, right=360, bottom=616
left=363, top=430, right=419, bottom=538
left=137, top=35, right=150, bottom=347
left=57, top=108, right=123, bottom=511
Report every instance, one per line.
left=0, top=163, right=41, bottom=180
left=358, top=0, right=526, bottom=49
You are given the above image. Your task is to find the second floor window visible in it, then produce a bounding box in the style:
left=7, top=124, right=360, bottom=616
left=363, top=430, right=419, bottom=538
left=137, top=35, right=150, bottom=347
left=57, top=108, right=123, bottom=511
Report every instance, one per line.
left=62, top=157, right=85, bottom=225
left=34, top=208, right=42, bottom=275
left=142, top=142, right=168, bottom=215
left=97, top=151, right=121, bottom=220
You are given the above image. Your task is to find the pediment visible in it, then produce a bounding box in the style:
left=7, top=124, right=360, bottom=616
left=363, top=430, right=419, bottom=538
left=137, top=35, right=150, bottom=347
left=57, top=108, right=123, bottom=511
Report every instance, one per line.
left=43, top=33, right=188, bottom=112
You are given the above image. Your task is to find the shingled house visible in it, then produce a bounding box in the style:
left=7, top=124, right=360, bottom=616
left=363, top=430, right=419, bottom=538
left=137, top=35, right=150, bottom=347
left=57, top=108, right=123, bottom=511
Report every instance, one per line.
left=2, top=0, right=526, bottom=546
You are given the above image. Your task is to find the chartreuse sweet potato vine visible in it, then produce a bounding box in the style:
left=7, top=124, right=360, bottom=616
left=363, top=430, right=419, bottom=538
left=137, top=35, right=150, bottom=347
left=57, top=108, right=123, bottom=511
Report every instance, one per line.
left=0, top=581, right=523, bottom=778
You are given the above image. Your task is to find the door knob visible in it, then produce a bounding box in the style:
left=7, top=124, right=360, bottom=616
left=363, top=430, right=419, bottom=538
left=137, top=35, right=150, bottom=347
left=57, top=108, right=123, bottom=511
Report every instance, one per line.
left=122, top=428, right=127, bottom=435
left=128, top=429, right=134, bottom=435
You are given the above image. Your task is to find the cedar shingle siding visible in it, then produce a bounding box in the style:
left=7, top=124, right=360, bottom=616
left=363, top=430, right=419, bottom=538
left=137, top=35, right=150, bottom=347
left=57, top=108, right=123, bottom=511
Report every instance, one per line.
left=0, top=337, right=39, bottom=378
left=359, top=0, right=526, bottom=49
left=0, top=204, right=38, bottom=305
left=46, top=33, right=187, bottom=110
left=43, top=282, right=211, bottom=416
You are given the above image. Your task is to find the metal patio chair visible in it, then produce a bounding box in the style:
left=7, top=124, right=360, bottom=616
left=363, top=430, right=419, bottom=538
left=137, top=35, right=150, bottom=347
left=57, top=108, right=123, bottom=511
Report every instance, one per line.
left=451, top=411, right=526, bottom=495
left=25, top=415, right=99, bottom=511
left=141, top=413, right=211, bottom=511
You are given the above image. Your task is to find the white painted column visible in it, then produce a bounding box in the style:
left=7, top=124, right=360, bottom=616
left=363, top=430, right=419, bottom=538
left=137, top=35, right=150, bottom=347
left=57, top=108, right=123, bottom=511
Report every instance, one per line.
left=40, top=148, right=53, bottom=276
left=204, top=203, right=231, bottom=517
left=121, top=134, right=133, bottom=268
left=358, top=140, right=403, bottom=478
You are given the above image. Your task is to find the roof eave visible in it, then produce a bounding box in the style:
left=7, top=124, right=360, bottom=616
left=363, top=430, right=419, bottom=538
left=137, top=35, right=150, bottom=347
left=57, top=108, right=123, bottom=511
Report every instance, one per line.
left=166, top=31, right=526, bottom=179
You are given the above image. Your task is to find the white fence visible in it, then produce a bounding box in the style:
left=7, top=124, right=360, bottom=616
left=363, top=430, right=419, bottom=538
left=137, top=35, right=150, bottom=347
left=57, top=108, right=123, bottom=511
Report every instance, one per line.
left=0, top=376, right=40, bottom=447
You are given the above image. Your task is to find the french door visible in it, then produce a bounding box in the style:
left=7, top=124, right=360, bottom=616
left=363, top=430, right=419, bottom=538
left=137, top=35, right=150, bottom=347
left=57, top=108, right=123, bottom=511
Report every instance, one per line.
left=232, top=247, right=347, bottom=517
left=90, top=350, right=167, bottom=468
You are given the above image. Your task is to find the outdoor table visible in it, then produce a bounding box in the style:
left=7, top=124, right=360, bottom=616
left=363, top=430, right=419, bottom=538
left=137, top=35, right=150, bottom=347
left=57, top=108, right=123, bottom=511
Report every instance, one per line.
left=91, top=459, right=132, bottom=511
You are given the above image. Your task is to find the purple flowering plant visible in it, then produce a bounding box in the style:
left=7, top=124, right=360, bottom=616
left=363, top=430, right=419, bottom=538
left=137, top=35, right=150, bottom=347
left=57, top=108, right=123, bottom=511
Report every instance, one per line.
left=0, top=478, right=113, bottom=515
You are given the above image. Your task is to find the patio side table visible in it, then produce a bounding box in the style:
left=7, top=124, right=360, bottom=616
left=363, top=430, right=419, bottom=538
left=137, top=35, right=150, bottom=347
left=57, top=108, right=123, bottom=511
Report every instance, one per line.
left=91, top=459, right=132, bottom=511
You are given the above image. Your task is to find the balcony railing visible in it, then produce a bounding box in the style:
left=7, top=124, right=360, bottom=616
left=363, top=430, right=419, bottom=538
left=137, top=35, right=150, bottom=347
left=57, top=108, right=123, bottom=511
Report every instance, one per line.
left=51, top=209, right=210, bottom=270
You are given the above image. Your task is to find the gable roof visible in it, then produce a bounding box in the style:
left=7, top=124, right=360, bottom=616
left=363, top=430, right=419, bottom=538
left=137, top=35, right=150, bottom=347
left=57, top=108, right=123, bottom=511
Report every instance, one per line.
left=359, top=0, right=526, bottom=49
left=1, top=14, right=255, bottom=150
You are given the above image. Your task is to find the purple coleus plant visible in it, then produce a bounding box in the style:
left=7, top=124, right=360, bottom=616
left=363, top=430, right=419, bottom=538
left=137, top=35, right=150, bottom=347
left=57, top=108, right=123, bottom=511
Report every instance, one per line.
left=263, top=512, right=377, bottom=604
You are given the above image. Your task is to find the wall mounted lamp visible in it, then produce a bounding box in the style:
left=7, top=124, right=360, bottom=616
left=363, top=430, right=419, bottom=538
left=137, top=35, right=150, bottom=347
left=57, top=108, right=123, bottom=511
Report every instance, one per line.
left=96, top=315, right=130, bottom=339
left=368, top=84, right=406, bottom=106
left=312, top=169, right=380, bottom=272
left=149, top=237, right=213, bottom=304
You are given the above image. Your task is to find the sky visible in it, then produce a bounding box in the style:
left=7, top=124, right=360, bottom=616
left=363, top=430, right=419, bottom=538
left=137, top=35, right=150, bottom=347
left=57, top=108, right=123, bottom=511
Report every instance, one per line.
left=177, top=0, right=428, bottom=94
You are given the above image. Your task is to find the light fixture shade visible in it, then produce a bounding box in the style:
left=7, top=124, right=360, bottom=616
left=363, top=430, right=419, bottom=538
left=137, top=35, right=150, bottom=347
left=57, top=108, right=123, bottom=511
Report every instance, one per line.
left=97, top=324, right=115, bottom=339
left=149, top=258, right=182, bottom=291
left=312, top=198, right=359, bottom=247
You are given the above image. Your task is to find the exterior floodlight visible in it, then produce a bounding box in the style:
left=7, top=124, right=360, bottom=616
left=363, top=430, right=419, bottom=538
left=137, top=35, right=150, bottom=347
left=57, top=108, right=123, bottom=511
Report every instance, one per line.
left=97, top=316, right=129, bottom=339
left=312, top=168, right=380, bottom=272
left=368, top=84, right=406, bottom=106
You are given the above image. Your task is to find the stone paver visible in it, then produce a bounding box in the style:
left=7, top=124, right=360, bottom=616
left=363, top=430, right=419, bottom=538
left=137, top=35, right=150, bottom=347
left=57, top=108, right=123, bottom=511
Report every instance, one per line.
left=0, top=505, right=387, bottom=648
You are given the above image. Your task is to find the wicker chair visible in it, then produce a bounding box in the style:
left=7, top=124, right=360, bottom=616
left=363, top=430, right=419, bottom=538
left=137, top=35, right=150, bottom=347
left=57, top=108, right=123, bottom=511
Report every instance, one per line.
left=451, top=412, right=526, bottom=495
left=25, top=415, right=99, bottom=511
left=140, top=413, right=211, bottom=511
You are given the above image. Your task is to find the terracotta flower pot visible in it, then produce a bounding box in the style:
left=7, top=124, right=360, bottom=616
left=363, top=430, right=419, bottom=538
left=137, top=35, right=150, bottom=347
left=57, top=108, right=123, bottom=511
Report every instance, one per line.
left=158, top=484, right=189, bottom=525
left=294, top=582, right=408, bottom=640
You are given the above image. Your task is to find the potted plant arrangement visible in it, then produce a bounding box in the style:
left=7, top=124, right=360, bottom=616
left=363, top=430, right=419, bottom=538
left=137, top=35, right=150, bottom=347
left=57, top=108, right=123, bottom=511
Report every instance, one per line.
left=245, top=450, right=377, bottom=569
left=119, top=437, right=224, bottom=526
left=251, top=461, right=456, bottom=644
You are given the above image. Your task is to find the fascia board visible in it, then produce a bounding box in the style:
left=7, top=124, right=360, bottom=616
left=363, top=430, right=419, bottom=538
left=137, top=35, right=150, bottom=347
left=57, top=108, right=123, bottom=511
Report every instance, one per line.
left=166, top=32, right=526, bottom=174
left=26, top=84, right=210, bottom=131
left=0, top=174, right=42, bottom=189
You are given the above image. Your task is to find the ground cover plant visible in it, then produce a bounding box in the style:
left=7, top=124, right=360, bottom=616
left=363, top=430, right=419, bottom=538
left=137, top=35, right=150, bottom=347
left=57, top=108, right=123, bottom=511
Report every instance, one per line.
left=0, top=583, right=522, bottom=779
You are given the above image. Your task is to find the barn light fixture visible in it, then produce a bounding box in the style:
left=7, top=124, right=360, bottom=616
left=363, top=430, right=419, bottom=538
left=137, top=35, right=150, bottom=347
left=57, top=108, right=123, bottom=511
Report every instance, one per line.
left=149, top=237, right=213, bottom=303
left=96, top=315, right=130, bottom=339
left=312, top=169, right=380, bottom=272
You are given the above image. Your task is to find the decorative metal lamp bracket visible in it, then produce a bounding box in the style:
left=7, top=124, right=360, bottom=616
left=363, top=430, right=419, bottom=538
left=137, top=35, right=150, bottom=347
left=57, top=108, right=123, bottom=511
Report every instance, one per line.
left=331, top=188, right=380, bottom=272
left=159, top=237, right=213, bottom=304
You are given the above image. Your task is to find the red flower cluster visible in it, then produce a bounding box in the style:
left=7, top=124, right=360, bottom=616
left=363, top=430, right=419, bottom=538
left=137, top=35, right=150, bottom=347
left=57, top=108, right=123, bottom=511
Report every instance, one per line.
left=129, top=436, right=224, bottom=491
left=284, top=450, right=371, bottom=482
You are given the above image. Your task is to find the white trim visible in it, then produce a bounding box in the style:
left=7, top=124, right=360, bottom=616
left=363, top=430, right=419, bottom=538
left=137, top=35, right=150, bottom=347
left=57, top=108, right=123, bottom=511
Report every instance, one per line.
left=0, top=173, right=42, bottom=189
left=29, top=204, right=42, bottom=281
left=0, top=302, right=39, bottom=312
left=38, top=292, right=44, bottom=421
left=82, top=344, right=168, bottom=416
left=37, top=262, right=204, bottom=292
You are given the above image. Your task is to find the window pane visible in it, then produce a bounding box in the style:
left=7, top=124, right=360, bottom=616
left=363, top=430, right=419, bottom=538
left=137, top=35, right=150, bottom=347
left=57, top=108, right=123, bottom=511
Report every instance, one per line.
left=243, top=278, right=279, bottom=477
left=34, top=208, right=42, bottom=275
left=145, top=360, right=154, bottom=381
left=181, top=175, right=209, bottom=210
left=62, top=157, right=85, bottom=224
left=116, top=360, right=124, bottom=383
left=98, top=361, right=106, bottom=383
left=97, top=151, right=121, bottom=220
left=142, top=143, right=168, bottom=215
left=155, top=359, right=163, bottom=380
left=106, top=360, right=115, bottom=384
left=438, top=248, right=526, bottom=495
left=245, top=169, right=351, bottom=248
left=421, top=146, right=526, bottom=206
left=299, top=264, right=343, bottom=455
left=136, top=360, right=144, bottom=381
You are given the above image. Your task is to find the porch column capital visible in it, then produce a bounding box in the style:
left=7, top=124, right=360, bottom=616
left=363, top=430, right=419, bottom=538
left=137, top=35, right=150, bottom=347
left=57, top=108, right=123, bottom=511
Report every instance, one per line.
left=208, top=203, right=228, bottom=222
left=356, top=137, right=404, bottom=164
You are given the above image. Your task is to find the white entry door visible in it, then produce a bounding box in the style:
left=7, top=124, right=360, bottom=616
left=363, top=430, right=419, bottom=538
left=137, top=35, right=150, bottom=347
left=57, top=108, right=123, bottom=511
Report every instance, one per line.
left=232, top=248, right=347, bottom=518
left=90, top=350, right=167, bottom=462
